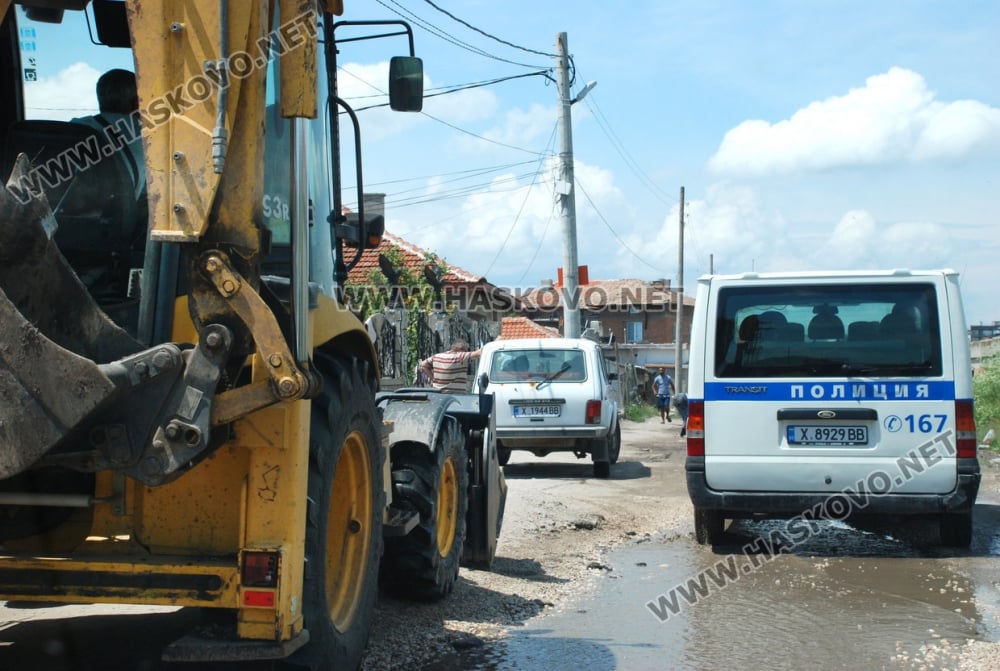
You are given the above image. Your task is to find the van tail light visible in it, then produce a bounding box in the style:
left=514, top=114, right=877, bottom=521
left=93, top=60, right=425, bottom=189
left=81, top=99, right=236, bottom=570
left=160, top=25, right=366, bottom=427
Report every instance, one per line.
left=687, top=400, right=705, bottom=456
left=585, top=400, right=602, bottom=425
left=955, top=400, right=977, bottom=458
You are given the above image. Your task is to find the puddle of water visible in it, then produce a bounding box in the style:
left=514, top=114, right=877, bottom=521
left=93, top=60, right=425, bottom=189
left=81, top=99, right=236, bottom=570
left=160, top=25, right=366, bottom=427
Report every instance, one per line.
left=431, top=519, right=993, bottom=671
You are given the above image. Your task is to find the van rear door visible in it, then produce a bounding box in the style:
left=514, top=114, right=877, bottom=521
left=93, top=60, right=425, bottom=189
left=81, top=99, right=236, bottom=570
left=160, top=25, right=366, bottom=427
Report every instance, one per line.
left=702, top=276, right=958, bottom=496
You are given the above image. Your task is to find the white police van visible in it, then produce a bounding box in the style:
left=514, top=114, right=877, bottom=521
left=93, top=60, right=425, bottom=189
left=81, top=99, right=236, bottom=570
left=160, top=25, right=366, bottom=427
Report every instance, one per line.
left=685, top=270, right=980, bottom=547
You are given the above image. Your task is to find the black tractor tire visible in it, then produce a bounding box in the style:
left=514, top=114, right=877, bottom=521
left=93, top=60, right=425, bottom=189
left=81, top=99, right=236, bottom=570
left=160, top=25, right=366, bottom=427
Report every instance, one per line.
left=939, top=511, right=973, bottom=548
left=382, top=418, right=469, bottom=601
left=286, top=352, right=383, bottom=671
left=694, top=507, right=726, bottom=545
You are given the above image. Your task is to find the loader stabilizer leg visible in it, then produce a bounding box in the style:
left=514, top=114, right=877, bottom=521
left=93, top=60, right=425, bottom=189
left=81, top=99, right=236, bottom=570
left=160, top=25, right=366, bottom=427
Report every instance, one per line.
left=0, top=156, right=142, bottom=478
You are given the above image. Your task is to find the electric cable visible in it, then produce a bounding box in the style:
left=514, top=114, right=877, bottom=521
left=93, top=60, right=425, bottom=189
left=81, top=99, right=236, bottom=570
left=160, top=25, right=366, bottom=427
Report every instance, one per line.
left=420, top=0, right=558, bottom=58
left=575, top=174, right=666, bottom=275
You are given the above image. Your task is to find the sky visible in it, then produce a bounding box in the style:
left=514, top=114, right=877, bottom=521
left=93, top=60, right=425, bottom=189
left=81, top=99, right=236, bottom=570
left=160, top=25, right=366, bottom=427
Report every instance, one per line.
left=17, top=1, right=1000, bottom=325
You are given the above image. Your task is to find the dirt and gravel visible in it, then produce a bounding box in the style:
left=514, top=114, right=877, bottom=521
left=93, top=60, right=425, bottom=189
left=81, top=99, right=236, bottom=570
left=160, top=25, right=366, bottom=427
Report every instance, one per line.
left=361, top=416, right=692, bottom=670
left=3, top=416, right=998, bottom=670
left=361, top=418, right=1000, bottom=671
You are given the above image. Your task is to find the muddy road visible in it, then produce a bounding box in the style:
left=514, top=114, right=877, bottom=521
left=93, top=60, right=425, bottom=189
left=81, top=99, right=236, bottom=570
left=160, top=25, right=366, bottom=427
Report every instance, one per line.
left=2, top=419, right=1000, bottom=670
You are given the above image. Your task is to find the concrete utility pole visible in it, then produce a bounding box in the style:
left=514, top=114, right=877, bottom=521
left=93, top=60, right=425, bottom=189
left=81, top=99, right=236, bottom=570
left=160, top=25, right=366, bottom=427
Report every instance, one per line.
left=556, top=31, right=585, bottom=339
left=674, top=186, right=685, bottom=389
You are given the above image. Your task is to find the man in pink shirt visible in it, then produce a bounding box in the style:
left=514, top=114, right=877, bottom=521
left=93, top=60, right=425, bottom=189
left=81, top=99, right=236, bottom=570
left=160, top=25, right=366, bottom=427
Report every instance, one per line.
left=420, top=340, right=482, bottom=392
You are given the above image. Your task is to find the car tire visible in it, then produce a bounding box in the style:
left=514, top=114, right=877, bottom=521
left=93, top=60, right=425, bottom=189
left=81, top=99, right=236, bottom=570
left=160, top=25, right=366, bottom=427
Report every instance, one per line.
left=939, top=511, right=973, bottom=548
left=694, top=507, right=725, bottom=545
left=607, top=423, right=621, bottom=465
left=497, top=446, right=511, bottom=466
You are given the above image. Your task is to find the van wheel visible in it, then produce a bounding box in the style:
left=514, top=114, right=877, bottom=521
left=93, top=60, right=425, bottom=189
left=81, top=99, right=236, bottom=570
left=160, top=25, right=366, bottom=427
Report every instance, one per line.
left=593, top=460, right=611, bottom=479
left=694, top=507, right=725, bottom=545
left=289, top=353, right=382, bottom=671
left=497, top=446, right=511, bottom=466
left=382, top=419, right=469, bottom=601
left=939, top=511, right=973, bottom=548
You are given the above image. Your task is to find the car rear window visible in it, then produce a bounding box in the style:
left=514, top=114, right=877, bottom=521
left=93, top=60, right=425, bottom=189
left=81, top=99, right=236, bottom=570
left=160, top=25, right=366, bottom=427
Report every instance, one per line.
left=489, top=349, right=587, bottom=383
left=714, top=283, right=942, bottom=378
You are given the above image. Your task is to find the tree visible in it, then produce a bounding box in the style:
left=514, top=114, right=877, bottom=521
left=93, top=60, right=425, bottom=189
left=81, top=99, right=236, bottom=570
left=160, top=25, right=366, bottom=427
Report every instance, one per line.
left=973, top=353, right=1000, bottom=440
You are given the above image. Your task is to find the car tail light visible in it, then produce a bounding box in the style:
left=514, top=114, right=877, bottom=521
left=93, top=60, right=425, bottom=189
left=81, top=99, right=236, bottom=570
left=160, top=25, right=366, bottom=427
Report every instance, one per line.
left=585, top=400, right=602, bottom=425
left=687, top=400, right=704, bottom=456
left=955, top=400, right=977, bottom=458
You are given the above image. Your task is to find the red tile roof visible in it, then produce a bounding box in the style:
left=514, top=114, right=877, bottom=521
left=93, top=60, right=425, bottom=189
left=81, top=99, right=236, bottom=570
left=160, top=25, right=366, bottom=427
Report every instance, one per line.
left=347, top=231, right=481, bottom=287
left=500, top=316, right=561, bottom=339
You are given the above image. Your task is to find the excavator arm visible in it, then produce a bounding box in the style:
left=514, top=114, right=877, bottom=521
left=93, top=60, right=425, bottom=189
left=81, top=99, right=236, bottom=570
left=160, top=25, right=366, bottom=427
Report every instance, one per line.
left=0, top=0, right=339, bottom=483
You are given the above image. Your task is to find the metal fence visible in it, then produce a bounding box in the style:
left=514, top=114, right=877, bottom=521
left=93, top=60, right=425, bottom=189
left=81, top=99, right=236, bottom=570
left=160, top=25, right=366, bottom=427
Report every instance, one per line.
left=369, top=308, right=499, bottom=389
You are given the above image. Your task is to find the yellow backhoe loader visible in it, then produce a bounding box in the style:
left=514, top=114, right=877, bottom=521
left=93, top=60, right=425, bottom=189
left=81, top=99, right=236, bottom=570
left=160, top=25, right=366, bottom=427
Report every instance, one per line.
left=0, top=1, right=505, bottom=668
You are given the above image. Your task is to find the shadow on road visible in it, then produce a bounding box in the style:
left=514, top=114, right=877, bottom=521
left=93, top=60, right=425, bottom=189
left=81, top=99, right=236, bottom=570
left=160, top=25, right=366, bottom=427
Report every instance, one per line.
left=710, top=501, right=1000, bottom=560
left=501, top=459, right=651, bottom=481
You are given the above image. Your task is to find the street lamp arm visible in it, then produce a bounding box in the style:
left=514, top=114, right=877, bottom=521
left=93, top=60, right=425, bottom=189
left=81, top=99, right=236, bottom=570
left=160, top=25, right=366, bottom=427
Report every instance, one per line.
left=571, top=80, right=598, bottom=104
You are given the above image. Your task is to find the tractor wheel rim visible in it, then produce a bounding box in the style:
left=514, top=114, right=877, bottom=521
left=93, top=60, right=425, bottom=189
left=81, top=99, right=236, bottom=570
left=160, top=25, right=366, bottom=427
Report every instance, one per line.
left=436, top=456, right=459, bottom=557
left=327, top=430, right=373, bottom=632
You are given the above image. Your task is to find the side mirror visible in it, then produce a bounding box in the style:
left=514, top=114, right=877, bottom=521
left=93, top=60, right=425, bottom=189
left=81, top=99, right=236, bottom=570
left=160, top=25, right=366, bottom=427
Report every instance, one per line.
left=389, top=56, right=424, bottom=112
left=477, top=372, right=490, bottom=393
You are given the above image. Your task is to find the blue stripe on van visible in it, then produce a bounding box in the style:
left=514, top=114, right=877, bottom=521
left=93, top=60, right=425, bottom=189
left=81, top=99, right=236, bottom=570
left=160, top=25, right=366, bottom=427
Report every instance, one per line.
left=704, top=381, right=955, bottom=402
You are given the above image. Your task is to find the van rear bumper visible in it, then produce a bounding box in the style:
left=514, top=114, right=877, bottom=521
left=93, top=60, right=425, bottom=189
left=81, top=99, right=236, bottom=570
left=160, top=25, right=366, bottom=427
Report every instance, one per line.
left=686, top=456, right=981, bottom=516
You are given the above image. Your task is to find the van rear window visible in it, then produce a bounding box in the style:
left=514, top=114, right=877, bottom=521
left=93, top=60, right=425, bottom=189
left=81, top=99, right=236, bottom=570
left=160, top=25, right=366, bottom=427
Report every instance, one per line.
left=714, top=283, right=942, bottom=378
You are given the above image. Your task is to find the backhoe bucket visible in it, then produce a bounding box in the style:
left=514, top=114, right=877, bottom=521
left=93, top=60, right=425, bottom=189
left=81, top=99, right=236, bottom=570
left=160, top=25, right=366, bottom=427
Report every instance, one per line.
left=0, top=156, right=141, bottom=478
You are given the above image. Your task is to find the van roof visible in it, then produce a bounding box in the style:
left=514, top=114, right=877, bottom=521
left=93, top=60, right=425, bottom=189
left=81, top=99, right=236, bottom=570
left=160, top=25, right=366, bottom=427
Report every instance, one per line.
left=698, top=268, right=958, bottom=282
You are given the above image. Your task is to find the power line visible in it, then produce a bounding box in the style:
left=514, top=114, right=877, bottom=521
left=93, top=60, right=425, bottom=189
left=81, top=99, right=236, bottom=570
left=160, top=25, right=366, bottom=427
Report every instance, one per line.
left=375, top=0, right=548, bottom=69
left=575, top=174, right=666, bottom=275
left=337, top=66, right=549, bottom=156
left=582, top=93, right=674, bottom=206
left=352, top=70, right=550, bottom=112
left=481, top=123, right=559, bottom=277
left=421, top=0, right=558, bottom=58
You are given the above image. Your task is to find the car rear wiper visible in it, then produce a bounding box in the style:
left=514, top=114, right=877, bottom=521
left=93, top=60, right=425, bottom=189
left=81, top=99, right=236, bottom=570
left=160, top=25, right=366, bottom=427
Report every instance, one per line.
left=535, top=362, right=572, bottom=390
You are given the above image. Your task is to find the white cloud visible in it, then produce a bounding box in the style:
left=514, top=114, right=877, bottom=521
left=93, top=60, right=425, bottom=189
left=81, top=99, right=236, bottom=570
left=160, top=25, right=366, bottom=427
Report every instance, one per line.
left=709, top=67, right=1000, bottom=176
left=23, top=61, right=101, bottom=121
left=812, top=210, right=953, bottom=270
left=628, top=183, right=787, bottom=280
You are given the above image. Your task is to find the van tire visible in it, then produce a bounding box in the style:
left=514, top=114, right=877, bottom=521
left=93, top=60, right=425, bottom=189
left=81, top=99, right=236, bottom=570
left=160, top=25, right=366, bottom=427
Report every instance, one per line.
left=939, top=511, right=973, bottom=548
left=593, top=461, right=611, bottom=479
left=497, top=446, right=511, bottom=466
left=694, top=507, right=725, bottom=545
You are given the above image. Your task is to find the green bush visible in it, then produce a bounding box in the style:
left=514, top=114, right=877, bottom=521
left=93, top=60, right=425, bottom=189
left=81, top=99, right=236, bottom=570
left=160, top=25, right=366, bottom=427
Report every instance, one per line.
left=973, top=353, right=1000, bottom=444
left=624, top=403, right=658, bottom=422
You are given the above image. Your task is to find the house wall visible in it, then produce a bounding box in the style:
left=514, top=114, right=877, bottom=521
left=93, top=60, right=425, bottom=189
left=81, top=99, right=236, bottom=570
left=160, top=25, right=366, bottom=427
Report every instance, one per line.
left=585, top=304, right=694, bottom=345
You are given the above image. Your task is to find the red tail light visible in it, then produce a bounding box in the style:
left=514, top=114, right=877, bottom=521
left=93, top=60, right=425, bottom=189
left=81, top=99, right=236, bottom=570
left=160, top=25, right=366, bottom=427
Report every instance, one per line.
left=955, top=400, right=977, bottom=458
left=585, top=400, right=602, bottom=425
left=687, top=400, right=704, bottom=456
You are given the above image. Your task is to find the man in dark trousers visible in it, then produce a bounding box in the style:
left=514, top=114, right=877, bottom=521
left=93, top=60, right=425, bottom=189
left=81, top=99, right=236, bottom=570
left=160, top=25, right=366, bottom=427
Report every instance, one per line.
left=653, top=367, right=675, bottom=423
